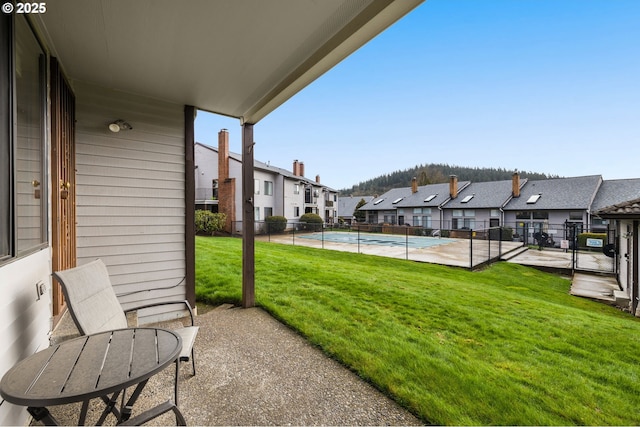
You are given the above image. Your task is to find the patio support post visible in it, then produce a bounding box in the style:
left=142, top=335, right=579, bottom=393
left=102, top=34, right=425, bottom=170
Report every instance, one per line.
left=184, top=105, right=196, bottom=308
left=242, top=123, right=255, bottom=308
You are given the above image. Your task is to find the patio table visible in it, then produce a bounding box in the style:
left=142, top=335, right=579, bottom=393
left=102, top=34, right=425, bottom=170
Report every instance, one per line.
left=0, top=328, right=185, bottom=426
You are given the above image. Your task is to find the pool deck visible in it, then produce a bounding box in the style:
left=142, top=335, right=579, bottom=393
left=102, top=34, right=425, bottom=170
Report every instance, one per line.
left=259, top=232, right=524, bottom=269
left=260, top=231, right=625, bottom=310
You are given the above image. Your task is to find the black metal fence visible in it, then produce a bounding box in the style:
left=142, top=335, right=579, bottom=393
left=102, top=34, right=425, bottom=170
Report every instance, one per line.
left=231, top=221, right=524, bottom=270
left=502, top=221, right=616, bottom=273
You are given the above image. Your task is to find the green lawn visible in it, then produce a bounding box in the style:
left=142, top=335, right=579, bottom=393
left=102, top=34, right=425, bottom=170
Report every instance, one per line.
left=196, top=236, right=640, bottom=425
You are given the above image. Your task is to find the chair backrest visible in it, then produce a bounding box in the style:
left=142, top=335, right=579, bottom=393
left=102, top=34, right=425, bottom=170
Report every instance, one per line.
left=53, top=259, right=128, bottom=335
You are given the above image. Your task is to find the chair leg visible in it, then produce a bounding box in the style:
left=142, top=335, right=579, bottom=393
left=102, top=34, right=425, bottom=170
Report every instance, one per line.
left=174, top=360, right=180, bottom=406
left=191, top=348, right=196, bottom=376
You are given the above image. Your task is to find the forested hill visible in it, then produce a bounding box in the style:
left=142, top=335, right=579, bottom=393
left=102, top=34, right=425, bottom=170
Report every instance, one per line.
left=339, top=164, right=560, bottom=196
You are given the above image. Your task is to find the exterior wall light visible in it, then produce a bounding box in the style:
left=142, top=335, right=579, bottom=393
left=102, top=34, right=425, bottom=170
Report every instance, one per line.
left=108, top=119, right=133, bottom=132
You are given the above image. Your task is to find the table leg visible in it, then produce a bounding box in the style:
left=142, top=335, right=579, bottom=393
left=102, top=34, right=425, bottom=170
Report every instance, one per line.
left=27, top=406, right=60, bottom=426
left=78, top=400, right=89, bottom=425
left=119, top=379, right=148, bottom=422
left=96, top=390, right=123, bottom=425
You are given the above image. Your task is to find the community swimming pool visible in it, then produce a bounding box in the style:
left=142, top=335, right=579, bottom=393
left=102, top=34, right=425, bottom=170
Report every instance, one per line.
left=298, top=231, right=456, bottom=249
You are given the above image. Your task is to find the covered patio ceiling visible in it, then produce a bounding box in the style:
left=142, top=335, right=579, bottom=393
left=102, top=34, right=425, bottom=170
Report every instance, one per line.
left=33, top=0, right=423, bottom=124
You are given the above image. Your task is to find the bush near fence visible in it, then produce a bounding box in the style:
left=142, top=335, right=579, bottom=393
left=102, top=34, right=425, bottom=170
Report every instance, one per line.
left=195, top=210, right=227, bottom=235
left=265, top=216, right=287, bottom=233
left=299, top=213, right=323, bottom=231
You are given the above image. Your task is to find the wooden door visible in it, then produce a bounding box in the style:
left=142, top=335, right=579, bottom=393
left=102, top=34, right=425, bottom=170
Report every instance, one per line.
left=50, top=58, right=76, bottom=325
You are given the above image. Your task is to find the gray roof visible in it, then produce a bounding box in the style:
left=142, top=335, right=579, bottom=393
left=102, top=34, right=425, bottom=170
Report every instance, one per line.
left=196, top=142, right=336, bottom=191
left=591, top=179, right=640, bottom=212
left=337, top=196, right=374, bottom=218
left=445, top=179, right=527, bottom=209
left=596, top=197, right=640, bottom=218
left=504, top=175, right=602, bottom=211
left=396, top=182, right=471, bottom=208
left=360, top=187, right=416, bottom=211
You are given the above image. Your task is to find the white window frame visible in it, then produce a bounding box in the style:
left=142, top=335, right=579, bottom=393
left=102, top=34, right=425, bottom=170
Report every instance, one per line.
left=264, top=180, right=273, bottom=196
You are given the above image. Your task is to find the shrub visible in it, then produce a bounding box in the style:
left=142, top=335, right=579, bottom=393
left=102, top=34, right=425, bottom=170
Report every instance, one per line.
left=489, top=227, right=514, bottom=241
left=299, top=213, right=323, bottom=231
left=266, top=216, right=287, bottom=233
left=195, top=210, right=227, bottom=235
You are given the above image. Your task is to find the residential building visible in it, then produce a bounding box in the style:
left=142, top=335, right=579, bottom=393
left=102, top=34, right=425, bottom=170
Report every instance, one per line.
left=503, top=175, right=602, bottom=243
left=442, top=173, right=528, bottom=230
left=195, top=131, right=338, bottom=233
left=590, top=179, right=640, bottom=231
left=337, top=196, right=374, bottom=225
left=361, top=175, right=471, bottom=228
left=357, top=174, right=640, bottom=247
left=596, top=198, right=640, bottom=315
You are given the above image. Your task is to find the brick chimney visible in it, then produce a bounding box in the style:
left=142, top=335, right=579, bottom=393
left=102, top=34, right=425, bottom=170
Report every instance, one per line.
left=315, top=175, right=320, bottom=183
left=293, top=160, right=300, bottom=176
left=411, top=177, right=418, bottom=194
left=299, top=162, right=305, bottom=177
left=217, top=129, right=235, bottom=233
left=449, top=175, right=458, bottom=199
left=218, top=129, right=229, bottom=181
left=512, top=172, right=521, bottom=197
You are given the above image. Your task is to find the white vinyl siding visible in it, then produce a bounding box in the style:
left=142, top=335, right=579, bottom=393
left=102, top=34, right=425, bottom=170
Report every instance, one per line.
left=0, top=250, right=52, bottom=426
left=74, top=83, right=186, bottom=323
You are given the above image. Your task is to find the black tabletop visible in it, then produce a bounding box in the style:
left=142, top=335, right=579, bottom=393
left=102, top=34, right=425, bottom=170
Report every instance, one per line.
left=0, top=328, right=182, bottom=407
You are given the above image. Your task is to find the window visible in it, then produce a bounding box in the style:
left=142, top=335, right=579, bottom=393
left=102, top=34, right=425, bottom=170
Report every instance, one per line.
left=212, top=179, right=218, bottom=199
left=264, top=207, right=273, bottom=218
left=424, top=194, right=437, bottom=202
left=452, top=209, right=475, bottom=229
left=392, top=197, right=403, bottom=204
left=254, top=179, right=260, bottom=195
left=490, top=209, right=500, bottom=218
left=461, top=194, right=474, bottom=203
left=526, top=194, right=541, bottom=204
left=1, top=16, right=47, bottom=261
left=264, top=180, right=273, bottom=196
left=413, top=215, right=432, bottom=228
left=294, top=184, right=300, bottom=195
left=532, top=211, right=548, bottom=220
left=569, top=211, right=583, bottom=221
left=373, top=198, right=384, bottom=205
left=254, top=207, right=260, bottom=221
left=294, top=207, right=300, bottom=217
left=413, top=207, right=432, bottom=215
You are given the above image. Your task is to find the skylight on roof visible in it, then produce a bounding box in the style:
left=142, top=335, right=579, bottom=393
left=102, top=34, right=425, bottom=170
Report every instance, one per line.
left=373, top=199, right=384, bottom=205
left=392, top=197, right=404, bottom=204
left=461, top=194, right=474, bottom=203
left=424, top=194, right=437, bottom=202
left=526, top=194, right=542, bottom=204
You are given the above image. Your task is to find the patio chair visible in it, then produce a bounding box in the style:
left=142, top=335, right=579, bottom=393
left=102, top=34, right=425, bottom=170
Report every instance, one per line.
left=52, top=259, right=199, bottom=406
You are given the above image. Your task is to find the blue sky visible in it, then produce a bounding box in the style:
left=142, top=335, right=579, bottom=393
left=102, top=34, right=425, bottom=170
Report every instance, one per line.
left=195, top=0, right=639, bottom=191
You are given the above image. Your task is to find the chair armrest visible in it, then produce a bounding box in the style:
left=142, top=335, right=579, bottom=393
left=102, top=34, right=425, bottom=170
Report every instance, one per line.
left=123, top=300, right=196, bottom=326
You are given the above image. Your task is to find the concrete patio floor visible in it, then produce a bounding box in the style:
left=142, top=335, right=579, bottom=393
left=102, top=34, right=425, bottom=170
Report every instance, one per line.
left=45, top=304, right=422, bottom=426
